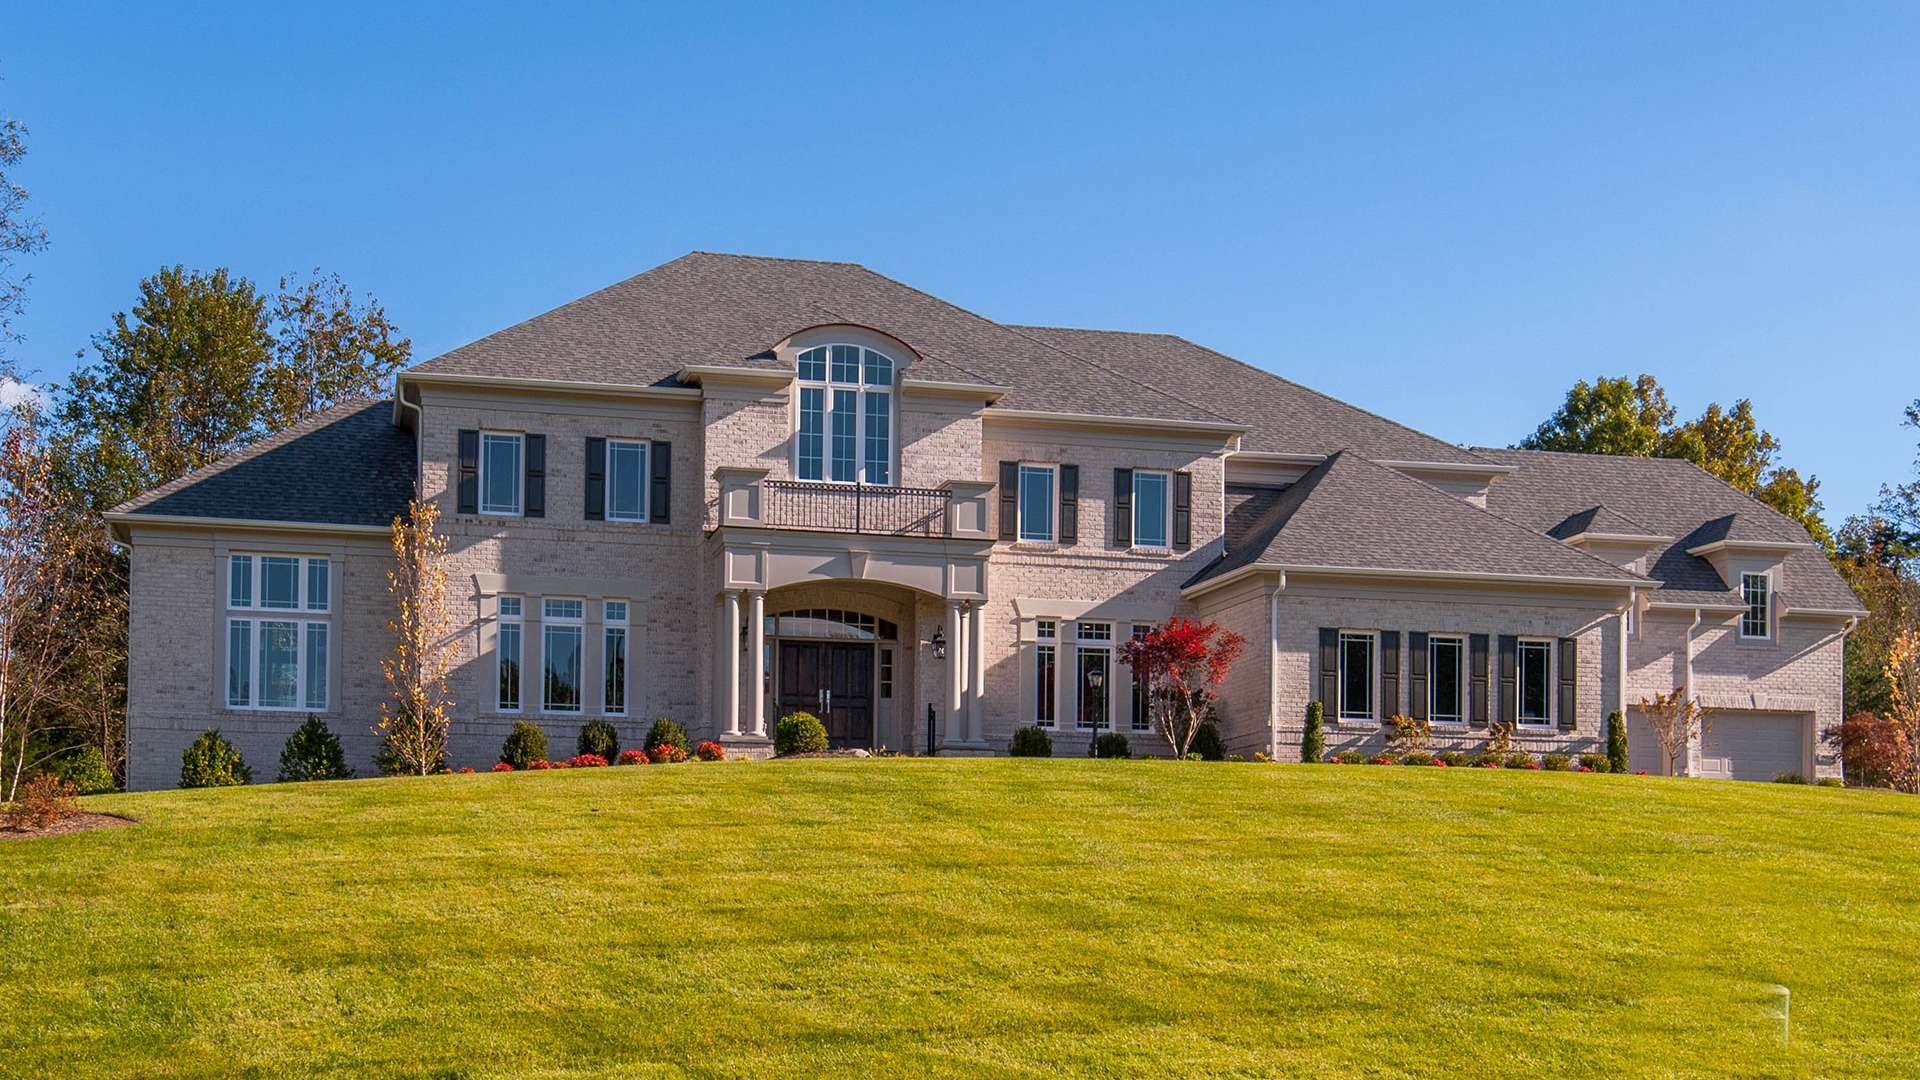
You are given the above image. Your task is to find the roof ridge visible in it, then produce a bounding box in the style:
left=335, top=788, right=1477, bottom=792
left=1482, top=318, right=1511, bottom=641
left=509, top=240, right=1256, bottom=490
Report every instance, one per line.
left=686, top=250, right=866, bottom=268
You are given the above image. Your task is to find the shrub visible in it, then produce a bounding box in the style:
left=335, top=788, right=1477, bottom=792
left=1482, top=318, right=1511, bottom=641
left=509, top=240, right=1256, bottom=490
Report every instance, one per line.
left=1384, top=713, right=1431, bottom=753
left=1091, top=733, right=1132, bottom=759
left=1367, top=753, right=1398, bottom=765
left=1438, top=751, right=1471, bottom=768
left=1401, top=751, right=1436, bottom=767
left=648, top=742, right=688, bottom=764
left=500, top=721, right=549, bottom=770
left=50, top=745, right=116, bottom=795
left=1541, top=754, right=1573, bottom=772
left=1331, top=749, right=1366, bottom=764
left=1227, top=753, right=1247, bottom=762
left=695, top=741, right=726, bottom=762
left=1816, top=777, right=1845, bottom=788
left=278, top=714, right=353, bottom=782
left=617, top=749, right=649, bottom=766
left=1578, top=753, right=1612, bottom=773
left=1009, top=726, right=1053, bottom=757
left=1302, top=700, right=1326, bottom=763
left=4, top=773, right=78, bottom=831
left=1503, top=752, right=1537, bottom=770
left=1773, top=772, right=1808, bottom=784
left=1468, top=750, right=1504, bottom=768
left=180, top=729, right=251, bottom=788
left=564, top=753, right=609, bottom=768
left=1190, top=721, right=1226, bottom=761
left=456, top=767, right=476, bottom=774
left=491, top=761, right=515, bottom=772
left=1606, top=709, right=1629, bottom=775
left=578, top=720, right=620, bottom=761
left=527, top=759, right=553, bottom=770
left=774, top=712, right=829, bottom=755
left=644, top=718, right=692, bottom=759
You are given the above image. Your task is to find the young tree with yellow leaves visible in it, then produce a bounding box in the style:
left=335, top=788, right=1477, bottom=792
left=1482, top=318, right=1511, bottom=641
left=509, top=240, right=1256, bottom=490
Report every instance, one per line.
left=378, top=491, right=456, bottom=775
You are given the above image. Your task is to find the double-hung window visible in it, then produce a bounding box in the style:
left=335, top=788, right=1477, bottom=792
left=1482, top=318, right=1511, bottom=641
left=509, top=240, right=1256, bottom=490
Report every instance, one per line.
left=226, top=554, right=330, bottom=711
left=1131, top=471, right=1171, bottom=549
left=1429, top=635, right=1465, bottom=724
left=479, top=432, right=524, bottom=516
left=603, top=601, right=629, bottom=715
left=542, top=599, right=585, bottom=713
left=1337, top=631, right=1375, bottom=720
left=795, top=345, right=894, bottom=484
left=1741, top=573, right=1771, bottom=639
left=605, top=440, right=649, bottom=522
left=1034, top=620, right=1057, bottom=729
left=1075, top=621, right=1112, bottom=730
left=1517, top=639, right=1553, bottom=725
left=1018, top=464, right=1056, bottom=542
left=496, top=597, right=523, bottom=711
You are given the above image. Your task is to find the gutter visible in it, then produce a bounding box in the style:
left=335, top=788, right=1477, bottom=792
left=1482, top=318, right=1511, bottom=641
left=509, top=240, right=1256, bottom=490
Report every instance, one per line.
left=986, top=408, right=1251, bottom=438
left=401, top=370, right=703, bottom=401
left=1183, top=561, right=1643, bottom=598
left=105, top=511, right=393, bottom=540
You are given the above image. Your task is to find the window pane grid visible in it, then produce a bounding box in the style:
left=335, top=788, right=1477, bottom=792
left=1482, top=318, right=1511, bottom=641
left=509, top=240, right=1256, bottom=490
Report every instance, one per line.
left=480, top=433, right=523, bottom=515
left=1133, top=472, right=1170, bottom=548
left=607, top=440, right=648, bottom=521
left=1429, top=637, right=1464, bottom=723
left=1518, top=641, right=1552, bottom=723
left=1338, top=632, right=1374, bottom=719
left=1741, top=574, right=1770, bottom=638
left=795, top=345, right=894, bottom=485
left=1018, top=465, right=1054, bottom=542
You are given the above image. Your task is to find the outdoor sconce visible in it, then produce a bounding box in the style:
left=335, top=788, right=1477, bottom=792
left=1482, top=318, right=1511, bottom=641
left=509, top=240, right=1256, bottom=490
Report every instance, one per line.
left=928, top=626, right=947, bottom=660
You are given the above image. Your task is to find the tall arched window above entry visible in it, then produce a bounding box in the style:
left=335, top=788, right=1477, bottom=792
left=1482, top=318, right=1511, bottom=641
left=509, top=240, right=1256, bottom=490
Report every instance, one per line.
left=795, top=344, right=894, bottom=484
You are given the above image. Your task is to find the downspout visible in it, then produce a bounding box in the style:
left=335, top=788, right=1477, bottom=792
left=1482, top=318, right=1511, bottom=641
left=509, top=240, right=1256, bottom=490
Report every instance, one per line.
left=1267, top=570, right=1286, bottom=759
left=1681, top=607, right=1702, bottom=777
left=1618, top=586, right=1634, bottom=725
left=396, top=387, right=425, bottom=496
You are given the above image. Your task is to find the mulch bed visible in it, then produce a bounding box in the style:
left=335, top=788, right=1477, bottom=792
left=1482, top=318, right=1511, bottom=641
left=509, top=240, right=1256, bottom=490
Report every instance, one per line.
left=0, top=812, right=137, bottom=841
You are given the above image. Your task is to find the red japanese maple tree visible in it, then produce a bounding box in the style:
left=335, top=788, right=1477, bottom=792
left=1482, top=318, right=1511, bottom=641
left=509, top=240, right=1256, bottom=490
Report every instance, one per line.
left=1117, top=617, right=1248, bottom=757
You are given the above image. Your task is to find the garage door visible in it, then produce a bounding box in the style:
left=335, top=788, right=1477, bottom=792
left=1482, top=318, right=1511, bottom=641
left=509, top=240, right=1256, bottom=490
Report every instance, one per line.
left=1696, top=712, right=1809, bottom=781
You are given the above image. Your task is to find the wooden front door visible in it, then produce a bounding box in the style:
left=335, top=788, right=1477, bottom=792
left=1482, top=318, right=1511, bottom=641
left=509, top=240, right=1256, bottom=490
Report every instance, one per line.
left=777, top=641, right=874, bottom=749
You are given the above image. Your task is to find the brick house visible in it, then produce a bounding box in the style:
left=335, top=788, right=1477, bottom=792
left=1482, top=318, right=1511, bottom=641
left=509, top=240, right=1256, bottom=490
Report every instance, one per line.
left=107, top=253, right=1861, bottom=789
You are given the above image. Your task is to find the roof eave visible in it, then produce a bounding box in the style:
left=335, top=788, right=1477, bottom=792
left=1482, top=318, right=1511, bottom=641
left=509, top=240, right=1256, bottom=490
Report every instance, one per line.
left=402, top=370, right=705, bottom=400
left=1684, top=538, right=1819, bottom=558
left=987, top=408, right=1251, bottom=438
left=106, top=511, right=394, bottom=542
left=1183, top=561, right=1644, bottom=599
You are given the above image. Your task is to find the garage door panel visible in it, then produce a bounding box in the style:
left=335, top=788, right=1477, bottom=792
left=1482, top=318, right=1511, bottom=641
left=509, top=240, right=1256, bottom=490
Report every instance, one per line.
left=1698, top=712, right=1808, bottom=781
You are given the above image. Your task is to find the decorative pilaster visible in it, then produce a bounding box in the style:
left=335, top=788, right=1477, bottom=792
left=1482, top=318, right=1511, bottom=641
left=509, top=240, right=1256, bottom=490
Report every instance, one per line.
left=944, top=600, right=964, bottom=747
left=967, top=600, right=986, bottom=743
left=748, top=590, right=767, bottom=737
left=723, top=589, right=742, bottom=737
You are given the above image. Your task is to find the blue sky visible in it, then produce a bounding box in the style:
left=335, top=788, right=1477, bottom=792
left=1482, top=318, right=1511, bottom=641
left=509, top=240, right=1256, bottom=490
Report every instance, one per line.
left=4, top=3, right=1917, bottom=522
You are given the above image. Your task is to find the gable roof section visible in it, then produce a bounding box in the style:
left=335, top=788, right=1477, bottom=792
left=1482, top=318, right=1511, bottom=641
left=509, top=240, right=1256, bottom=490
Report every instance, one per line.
left=1547, top=504, right=1660, bottom=541
left=1186, top=451, right=1646, bottom=591
left=1472, top=448, right=1862, bottom=613
left=413, top=253, right=1222, bottom=424
left=109, top=400, right=415, bottom=530
left=1005, top=325, right=1486, bottom=463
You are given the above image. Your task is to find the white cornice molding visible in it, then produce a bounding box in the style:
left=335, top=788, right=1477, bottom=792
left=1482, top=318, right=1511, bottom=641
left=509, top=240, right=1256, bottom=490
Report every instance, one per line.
left=675, top=365, right=794, bottom=387
left=899, top=378, right=1009, bottom=401
left=1684, top=538, right=1818, bottom=558
left=1226, top=450, right=1327, bottom=467
left=107, top=511, right=392, bottom=543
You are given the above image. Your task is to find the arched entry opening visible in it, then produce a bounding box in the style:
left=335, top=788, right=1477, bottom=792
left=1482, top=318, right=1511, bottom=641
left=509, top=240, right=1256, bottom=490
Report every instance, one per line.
left=758, top=581, right=926, bottom=751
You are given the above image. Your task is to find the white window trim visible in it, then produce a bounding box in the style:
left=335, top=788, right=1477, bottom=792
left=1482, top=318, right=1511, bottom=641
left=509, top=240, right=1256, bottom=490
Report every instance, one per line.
left=1017, top=462, right=1059, bottom=544
left=225, top=554, right=331, bottom=712
left=792, top=344, right=896, bottom=486
left=1428, top=634, right=1467, bottom=726
left=479, top=431, right=525, bottom=517
left=602, top=599, right=629, bottom=716
left=540, top=598, right=586, bottom=714
left=1740, top=571, right=1773, bottom=641
left=1337, top=629, right=1377, bottom=721
left=1128, top=623, right=1153, bottom=731
left=1130, top=469, right=1174, bottom=551
left=1033, top=632, right=1058, bottom=729
left=604, top=439, right=650, bottom=523
left=1515, top=637, right=1555, bottom=727
left=496, top=596, right=524, bottom=713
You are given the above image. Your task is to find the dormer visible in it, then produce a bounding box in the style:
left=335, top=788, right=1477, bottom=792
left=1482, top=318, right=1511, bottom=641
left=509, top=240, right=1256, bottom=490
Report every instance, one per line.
left=1547, top=505, right=1671, bottom=575
left=1683, top=514, right=1817, bottom=589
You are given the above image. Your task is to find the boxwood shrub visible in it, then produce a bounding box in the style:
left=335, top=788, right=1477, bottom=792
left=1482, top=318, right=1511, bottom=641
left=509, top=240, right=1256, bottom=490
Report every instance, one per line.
left=1091, top=733, right=1132, bottom=759
left=1578, top=753, right=1612, bottom=773
left=578, top=719, right=620, bottom=761
left=1190, top=721, right=1226, bottom=761
left=775, top=711, right=829, bottom=755
left=644, top=717, right=692, bottom=758
left=278, top=714, right=352, bottom=782
left=181, top=728, right=251, bottom=788
left=1009, top=726, right=1053, bottom=757
left=500, top=721, right=549, bottom=770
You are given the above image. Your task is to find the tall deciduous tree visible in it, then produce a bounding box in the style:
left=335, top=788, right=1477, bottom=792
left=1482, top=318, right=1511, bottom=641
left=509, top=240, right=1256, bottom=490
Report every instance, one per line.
left=0, top=109, right=48, bottom=361
left=1870, top=400, right=1920, bottom=567
left=379, top=492, right=456, bottom=776
left=1117, top=617, right=1246, bottom=757
left=1520, top=375, right=1674, bottom=457
left=267, top=270, right=410, bottom=430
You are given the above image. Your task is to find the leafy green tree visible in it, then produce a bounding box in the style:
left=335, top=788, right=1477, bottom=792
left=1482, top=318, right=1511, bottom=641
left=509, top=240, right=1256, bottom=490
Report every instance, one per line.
left=1870, top=400, right=1920, bottom=568
left=0, top=110, right=48, bottom=361
left=1520, top=375, right=1673, bottom=457
left=267, top=271, right=410, bottom=429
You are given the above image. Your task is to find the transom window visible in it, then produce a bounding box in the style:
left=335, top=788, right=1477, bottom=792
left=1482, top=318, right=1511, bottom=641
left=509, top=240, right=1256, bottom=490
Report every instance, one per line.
left=479, top=432, right=524, bottom=516
left=1132, top=471, right=1171, bottom=549
left=1429, top=636, right=1465, bottom=724
left=1517, top=639, right=1553, bottom=725
left=226, top=554, right=330, bottom=711
left=1338, top=631, right=1375, bottom=720
left=795, top=345, right=894, bottom=484
left=1018, top=464, right=1056, bottom=542
left=765, top=609, right=899, bottom=641
left=1741, top=573, right=1771, bottom=639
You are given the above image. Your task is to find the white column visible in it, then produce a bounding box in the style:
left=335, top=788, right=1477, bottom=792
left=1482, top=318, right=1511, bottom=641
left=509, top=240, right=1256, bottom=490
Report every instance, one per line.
left=748, top=590, right=767, bottom=737
left=945, top=600, right=964, bottom=746
left=723, top=589, right=742, bottom=737
left=967, top=600, right=986, bottom=743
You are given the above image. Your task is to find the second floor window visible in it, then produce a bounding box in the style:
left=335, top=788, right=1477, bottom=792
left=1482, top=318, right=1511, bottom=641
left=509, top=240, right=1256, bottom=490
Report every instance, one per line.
left=795, top=345, right=893, bottom=484
left=1131, top=470, right=1171, bottom=549
left=1741, top=573, right=1771, bottom=639
left=480, top=432, right=523, bottom=516
left=1018, top=465, right=1056, bottom=542
left=606, top=440, right=648, bottom=522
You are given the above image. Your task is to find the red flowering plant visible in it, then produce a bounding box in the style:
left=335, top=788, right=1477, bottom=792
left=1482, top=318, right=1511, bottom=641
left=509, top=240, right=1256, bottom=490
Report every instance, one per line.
left=527, top=759, right=553, bottom=770
left=1116, top=617, right=1248, bottom=758
left=491, top=762, right=515, bottom=773
left=617, top=748, right=649, bottom=765
left=456, top=767, right=476, bottom=774
left=695, top=741, right=726, bottom=762
left=565, top=754, right=609, bottom=768
left=649, top=742, right=688, bottom=764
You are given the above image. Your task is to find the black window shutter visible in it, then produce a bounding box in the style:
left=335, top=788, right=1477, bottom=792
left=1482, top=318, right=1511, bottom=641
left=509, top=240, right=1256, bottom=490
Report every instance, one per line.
left=1318, top=628, right=1338, bottom=712
left=1059, top=464, right=1078, bottom=545
left=456, top=429, right=479, bottom=515
left=584, top=438, right=606, bottom=521
left=1469, top=634, right=1490, bottom=728
left=1380, top=631, right=1400, bottom=719
left=1113, top=468, right=1133, bottom=546
left=1557, top=637, right=1578, bottom=731
left=1497, top=635, right=1519, bottom=725
left=1408, top=632, right=1429, bottom=722
left=649, top=441, right=672, bottom=523
left=999, top=461, right=1019, bottom=541
left=523, top=434, right=546, bottom=518
left=1173, top=471, right=1193, bottom=550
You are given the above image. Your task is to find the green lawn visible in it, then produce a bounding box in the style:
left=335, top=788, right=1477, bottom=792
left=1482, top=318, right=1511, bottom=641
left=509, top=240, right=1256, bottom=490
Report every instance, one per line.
left=3, top=760, right=1917, bottom=1079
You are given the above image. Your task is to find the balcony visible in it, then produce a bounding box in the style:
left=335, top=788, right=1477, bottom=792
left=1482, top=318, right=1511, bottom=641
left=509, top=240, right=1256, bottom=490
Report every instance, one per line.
left=716, top=468, right=994, bottom=540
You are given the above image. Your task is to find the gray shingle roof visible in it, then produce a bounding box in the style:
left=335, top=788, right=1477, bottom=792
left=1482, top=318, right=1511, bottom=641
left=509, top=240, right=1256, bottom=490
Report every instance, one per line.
left=111, top=400, right=415, bottom=529
left=1187, top=451, right=1647, bottom=589
left=1473, top=448, right=1863, bottom=613
left=1546, top=504, right=1660, bottom=540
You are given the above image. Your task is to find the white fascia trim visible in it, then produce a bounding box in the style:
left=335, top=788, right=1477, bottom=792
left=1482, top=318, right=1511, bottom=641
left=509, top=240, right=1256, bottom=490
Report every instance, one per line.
left=988, top=408, right=1251, bottom=437
left=1684, top=538, right=1818, bottom=557
left=401, top=370, right=703, bottom=400
left=1376, top=459, right=1519, bottom=477
left=108, top=512, right=392, bottom=542
left=1564, top=531, right=1674, bottom=546
left=899, top=378, right=1010, bottom=401
left=1643, top=600, right=1745, bottom=613
left=676, top=365, right=793, bottom=387
left=1226, top=450, right=1328, bottom=467
left=1783, top=606, right=1870, bottom=619
left=1182, top=561, right=1643, bottom=597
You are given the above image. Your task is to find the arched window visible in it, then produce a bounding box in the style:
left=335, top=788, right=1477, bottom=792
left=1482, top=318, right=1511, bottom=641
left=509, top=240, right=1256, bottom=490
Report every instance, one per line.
left=795, top=345, right=894, bottom=485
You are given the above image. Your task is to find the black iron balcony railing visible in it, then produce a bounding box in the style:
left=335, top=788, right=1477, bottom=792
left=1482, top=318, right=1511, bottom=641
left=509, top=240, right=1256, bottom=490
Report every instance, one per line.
left=761, top=480, right=950, bottom=537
